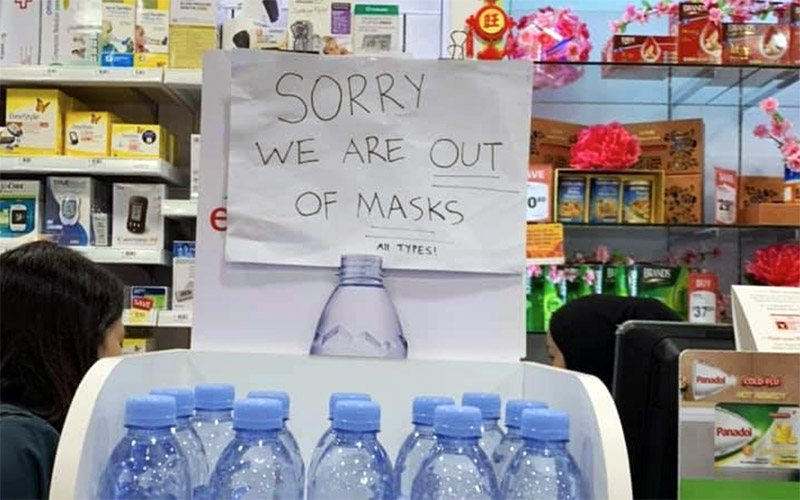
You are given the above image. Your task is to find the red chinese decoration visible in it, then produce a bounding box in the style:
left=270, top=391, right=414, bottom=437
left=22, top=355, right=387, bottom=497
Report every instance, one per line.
left=466, top=0, right=515, bottom=60
left=569, top=122, right=642, bottom=170
left=745, top=243, right=800, bottom=287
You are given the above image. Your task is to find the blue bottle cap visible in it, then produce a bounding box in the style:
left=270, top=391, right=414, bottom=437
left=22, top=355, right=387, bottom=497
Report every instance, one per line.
left=412, top=396, right=455, bottom=426
left=521, top=409, right=570, bottom=441
left=194, top=383, right=235, bottom=411
left=234, top=398, right=284, bottom=431
left=433, top=405, right=482, bottom=438
left=328, top=392, right=371, bottom=420
left=150, top=388, right=194, bottom=418
left=333, top=400, right=380, bottom=432
left=248, top=391, right=290, bottom=420
left=125, top=395, right=177, bottom=428
left=505, top=399, right=548, bottom=429
left=462, top=392, right=501, bottom=419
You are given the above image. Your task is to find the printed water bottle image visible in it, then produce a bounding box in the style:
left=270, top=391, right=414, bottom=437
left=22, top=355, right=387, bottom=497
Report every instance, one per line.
left=395, top=396, right=455, bottom=500
left=492, top=399, right=548, bottom=478
left=150, top=388, right=209, bottom=499
left=97, top=395, right=191, bottom=500
left=410, top=405, right=499, bottom=500
left=310, top=254, right=407, bottom=359
left=209, top=398, right=301, bottom=499
left=462, top=392, right=505, bottom=457
left=307, top=400, right=395, bottom=500
left=501, top=409, right=589, bottom=500
left=191, top=383, right=235, bottom=474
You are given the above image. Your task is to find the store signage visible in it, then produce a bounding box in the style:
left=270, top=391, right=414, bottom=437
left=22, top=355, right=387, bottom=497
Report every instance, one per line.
left=224, top=50, right=531, bottom=273
left=732, top=285, right=800, bottom=353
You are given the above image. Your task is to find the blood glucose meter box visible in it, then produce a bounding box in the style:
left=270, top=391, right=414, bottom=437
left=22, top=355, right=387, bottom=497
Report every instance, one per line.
left=45, top=177, right=110, bottom=247
left=0, top=181, right=41, bottom=244
left=112, top=183, right=165, bottom=248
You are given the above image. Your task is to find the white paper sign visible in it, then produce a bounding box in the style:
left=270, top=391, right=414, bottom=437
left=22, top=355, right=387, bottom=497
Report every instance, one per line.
left=732, top=285, right=800, bottom=353
left=225, top=51, right=532, bottom=273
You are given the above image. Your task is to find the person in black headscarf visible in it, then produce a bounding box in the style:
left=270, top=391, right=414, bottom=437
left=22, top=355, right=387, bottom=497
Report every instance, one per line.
left=546, top=295, right=681, bottom=390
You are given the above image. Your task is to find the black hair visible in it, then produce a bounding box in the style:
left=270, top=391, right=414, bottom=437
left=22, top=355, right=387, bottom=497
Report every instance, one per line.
left=549, top=295, right=681, bottom=390
left=0, top=241, right=124, bottom=430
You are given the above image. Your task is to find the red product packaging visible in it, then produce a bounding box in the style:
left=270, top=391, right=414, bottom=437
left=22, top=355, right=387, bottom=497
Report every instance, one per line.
left=714, top=167, right=738, bottom=225
left=605, top=35, right=678, bottom=64
left=723, top=23, right=792, bottom=65
left=792, top=4, right=800, bottom=65
left=527, top=164, right=553, bottom=222
left=689, top=272, right=718, bottom=324
left=676, top=2, right=722, bottom=64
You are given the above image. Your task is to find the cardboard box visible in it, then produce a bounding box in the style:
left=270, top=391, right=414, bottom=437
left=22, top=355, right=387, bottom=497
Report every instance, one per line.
left=169, top=0, right=215, bottom=25
left=664, top=173, right=703, bottom=224
left=221, top=0, right=288, bottom=50
left=40, top=0, right=103, bottom=66
left=111, top=124, right=167, bottom=159
left=2, top=89, right=80, bottom=156
left=65, top=111, right=120, bottom=157
left=676, top=2, right=722, bottom=64
left=100, top=0, right=136, bottom=66
left=122, top=337, right=156, bottom=354
left=0, top=180, right=41, bottom=244
left=190, top=134, right=200, bottom=198
left=288, top=0, right=352, bottom=54
left=723, top=23, right=792, bottom=66
left=353, top=4, right=399, bottom=54
left=112, top=183, right=165, bottom=248
left=172, top=240, right=195, bottom=310
left=527, top=164, right=553, bottom=223
left=168, top=25, right=216, bottom=68
left=738, top=175, right=784, bottom=214
left=791, top=4, right=800, bottom=65
left=45, top=177, right=110, bottom=246
left=135, top=0, right=169, bottom=68
left=625, top=119, right=704, bottom=174
left=714, top=167, right=737, bottom=225
left=631, top=265, right=690, bottom=319
left=0, top=0, right=41, bottom=65
left=739, top=202, right=800, bottom=226
left=530, top=118, right=584, bottom=170
left=604, top=35, right=678, bottom=64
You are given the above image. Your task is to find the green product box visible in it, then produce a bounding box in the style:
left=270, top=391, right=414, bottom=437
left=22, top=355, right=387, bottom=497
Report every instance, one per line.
left=528, top=265, right=566, bottom=333
left=631, top=265, right=689, bottom=319
left=601, top=265, right=632, bottom=297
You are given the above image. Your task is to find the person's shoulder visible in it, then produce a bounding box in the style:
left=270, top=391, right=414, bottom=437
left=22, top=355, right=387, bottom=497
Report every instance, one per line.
left=0, top=403, right=59, bottom=445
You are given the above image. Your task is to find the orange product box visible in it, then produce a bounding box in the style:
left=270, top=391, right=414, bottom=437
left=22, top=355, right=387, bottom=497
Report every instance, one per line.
left=723, top=23, right=792, bottom=65
left=676, top=2, right=722, bottom=64
left=739, top=202, right=800, bottom=226
left=665, top=174, right=703, bottom=224
left=529, top=118, right=585, bottom=170
left=605, top=35, right=678, bottom=64
left=737, top=176, right=784, bottom=214
left=625, top=119, right=704, bottom=174
left=527, top=164, right=553, bottom=223
left=792, top=4, right=800, bottom=65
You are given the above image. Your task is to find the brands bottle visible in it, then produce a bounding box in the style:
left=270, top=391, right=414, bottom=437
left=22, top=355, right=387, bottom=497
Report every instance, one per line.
left=491, top=399, right=547, bottom=479
left=150, top=388, right=209, bottom=499
left=307, top=400, right=395, bottom=500
left=247, top=390, right=305, bottom=496
left=97, top=395, right=191, bottom=500
left=308, top=391, right=371, bottom=486
left=310, top=254, right=407, bottom=358
left=209, top=398, right=301, bottom=499
left=462, top=393, right=505, bottom=456
left=410, top=405, right=499, bottom=500
left=394, top=396, right=455, bottom=500
left=191, top=383, right=235, bottom=473
left=501, top=409, right=589, bottom=500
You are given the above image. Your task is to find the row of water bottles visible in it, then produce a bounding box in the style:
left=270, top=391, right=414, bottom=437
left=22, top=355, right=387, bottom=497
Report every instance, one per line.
left=97, top=385, right=588, bottom=500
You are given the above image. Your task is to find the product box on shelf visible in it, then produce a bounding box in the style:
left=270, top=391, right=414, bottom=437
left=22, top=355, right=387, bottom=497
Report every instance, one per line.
left=664, top=173, right=703, bottom=224
left=631, top=264, right=690, bottom=319
left=221, top=0, right=288, bottom=50
left=562, top=265, right=602, bottom=302
left=172, top=240, right=195, bottom=310
left=131, top=285, right=169, bottom=311
left=674, top=2, right=722, bottom=64
left=352, top=4, right=400, bottom=55
left=190, top=134, right=200, bottom=198
left=603, top=35, right=678, bottom=64
left=111, top=124, right=167, bottom=159
left=737, top=175, right=784, bottom=216
left=169, top=0, right=215, bottom=25
left=688, top=271, right=717, bottom=324
left=0, top=0, right=41, bottom=65
left=112, top=183, right=165, bottom=248
left=530, top=118, right=583, bottom=170
left=0, top=181, right=40, bottom=244
left=625, top=119, right=704, bottom=174
left=122, top=337, right=156, bottom=354
left=40, top=0, right=103, bottom=66
left=288, top=0, right=352, bottom=54
left=714, top=167, right=737, bottom=225
left=739, top=202, right=800, bottom=226
left=1, top=89, right=83, bottom=157
left=722, top=23, right=792, bottom=66
left=528, top=265, right=565, bottom=332
left=791, top=3, right=800, bottom=65
left=527, top=164, right=552, bottom=223
left=65, top=111, right=121, bottom=157
left=100, top=0, right=136, bottom=66
left=45, top=177, right=110, bottom=247
left=602, top=265, right=632, bottom=297
left=169, top=25, right=216, bottom=68
left=135, top=0, right=169, bottom=68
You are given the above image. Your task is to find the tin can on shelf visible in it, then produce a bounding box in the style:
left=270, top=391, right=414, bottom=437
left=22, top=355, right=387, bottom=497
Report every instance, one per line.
left=623, top=180, right=652, bottom=224
left=557, top=176, right=587, bottom=223
left=589, top=177, right=621, bottom=223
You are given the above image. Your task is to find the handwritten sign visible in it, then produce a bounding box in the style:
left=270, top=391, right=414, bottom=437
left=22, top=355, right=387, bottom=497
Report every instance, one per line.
left=224, top=51, right=532, bottom=273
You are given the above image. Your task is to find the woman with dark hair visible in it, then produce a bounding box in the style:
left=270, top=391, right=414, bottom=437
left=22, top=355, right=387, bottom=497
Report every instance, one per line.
left=546, top=295, right=681, bottom=391
left=1, top=241, right=125, bottom=499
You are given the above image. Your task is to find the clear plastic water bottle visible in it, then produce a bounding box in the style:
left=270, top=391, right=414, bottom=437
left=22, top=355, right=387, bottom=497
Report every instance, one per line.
left=209, top=398, right=301, bottom=499
left=247, top=390, right=304, bottom=496
left=410, top=405, right=499, bottom=500
left=308, top=391, right=371, bottom=488
left=310, top=254, right=407, bottom=358
left=191, top=383, right=235, bottom=473
left=97, top=395, right=191, bottom=500
left=394, top=396, right=455, bottom=500
left=462, top=393, right=505, bottom=456
left=150, top=388, right=209, bottom=498
left=491, top=399, right=548, bottom=479
left=307, top=400, right=395, bottom=500
left=501, top=409, right=589, bottom=500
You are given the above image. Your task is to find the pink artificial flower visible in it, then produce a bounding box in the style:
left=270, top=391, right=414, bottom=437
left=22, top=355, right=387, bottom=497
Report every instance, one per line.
left=708, top=7, right=723, bottom=24
left=702, top=0, right=715, bottom=9
left=563, top=268, right=578, bottom=282
left=570, top=122, right=642, bottom=169
left=753, top=124, right=770, bottom=138
left=656, top=2, right=672, bottom=16
left=584, top=269, right=596, bottom=287
left=636, top=10, right=649, bottom=23
left=548, top=266, right=564, bottom=284
left=669, top=3, right=680, bottom=15
left=610, top=20, right=622, bottom=33
left=782, top=139, right=800, bottom=172
left=760, top=97, right=779, bottom=115
left=683, top=249, right=699, bottom=264
left=528, top=264, right=543, bottom=278
left=625, top=256, right=635, bottom=266
left=537, top=31, right=556, bottom=48
left=535, top=10, right=555, bottom=29
left=517, top=26, right=537, bottom=49
left=771, top=117, right=791, bottom=139
left=594, top=245, right=610, bottom=264
left=565, top=41, right=582, bottom=61
left=622, top=4, right=638, bottom=23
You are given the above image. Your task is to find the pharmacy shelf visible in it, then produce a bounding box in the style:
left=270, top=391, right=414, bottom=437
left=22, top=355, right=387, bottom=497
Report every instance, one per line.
left=163, top=69, right=203, bottom=108
left=0, top=66, right=164, bottom=87
left=123, top=309, right=192, bottom=328
left=0, top=156, right=187, bottom=185
left=157, top=310, right=193, bottom=328
left=74, top=247, right=171, bottom=266
left=161, top=199, right=197, bottom=218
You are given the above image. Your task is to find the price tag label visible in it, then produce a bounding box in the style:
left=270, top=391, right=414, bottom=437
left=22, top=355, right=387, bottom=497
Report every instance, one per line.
left=690, top=291, right=717, bottom=324
left=134, top=69, right=148, bottom=78
left=88, top=158, right=105, bottom=167
left=126, top=309, right=156, bottom=326
left=121, top=249, right=140, bottom=259
left=94, top=68, right=111, bottom=78
left=44, top=67, right=61, bottom=78
left=17, top=157, right=33, bottom=166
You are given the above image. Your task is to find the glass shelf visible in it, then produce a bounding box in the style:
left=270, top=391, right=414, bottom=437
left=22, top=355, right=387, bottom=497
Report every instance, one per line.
left=553, top=222, right=800, bottom=231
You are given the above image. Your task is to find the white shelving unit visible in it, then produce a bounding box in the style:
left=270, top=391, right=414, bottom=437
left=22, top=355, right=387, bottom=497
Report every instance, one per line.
left=74, top=247, right=172, bottom=265
left=0, top=157, right=187, bottom=184
left=161, top=199, right=198, bottom=218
